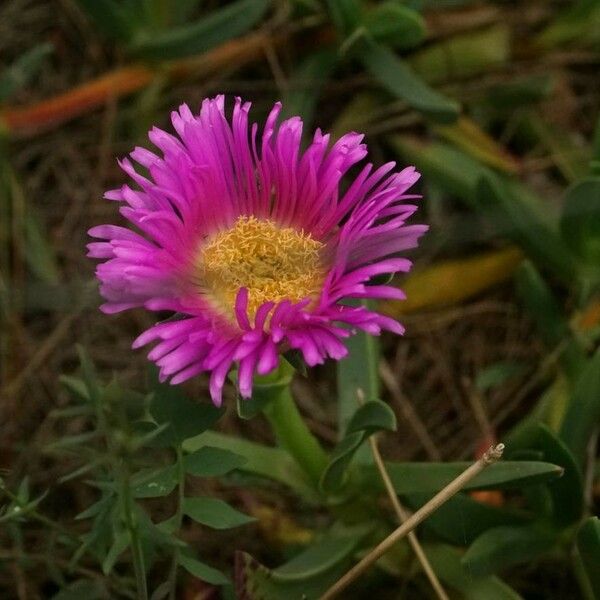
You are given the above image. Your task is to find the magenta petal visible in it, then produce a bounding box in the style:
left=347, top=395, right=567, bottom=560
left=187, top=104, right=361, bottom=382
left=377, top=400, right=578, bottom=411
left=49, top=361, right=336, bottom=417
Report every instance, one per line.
left=88, top=95, right=426, bottom=406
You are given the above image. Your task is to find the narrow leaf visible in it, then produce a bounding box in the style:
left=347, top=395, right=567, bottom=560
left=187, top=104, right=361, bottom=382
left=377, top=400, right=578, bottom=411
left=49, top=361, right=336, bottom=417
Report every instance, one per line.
left=179, top=553, right=230, bottom=585
left=577, top=517, right=600, bottom=596
left=183, top=497, right=255, bottom=529
left=462, top=525, right=556, bottom=576
left=358, top=39, right=459, bottom=123
left=133, top=0, right=270, bottom=60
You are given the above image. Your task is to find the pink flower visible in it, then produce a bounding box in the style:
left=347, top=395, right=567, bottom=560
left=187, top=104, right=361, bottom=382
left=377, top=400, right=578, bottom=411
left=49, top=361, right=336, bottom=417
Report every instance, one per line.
left=88, top=96, right=426, bottom=405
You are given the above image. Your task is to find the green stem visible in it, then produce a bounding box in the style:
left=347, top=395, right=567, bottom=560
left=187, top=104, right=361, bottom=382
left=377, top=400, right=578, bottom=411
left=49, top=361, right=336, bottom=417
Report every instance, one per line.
left=264, top=385, right=328, bottom=488
left=120, top=461, right=148, bottom=600
left=168, top=446, right=185, bottom=600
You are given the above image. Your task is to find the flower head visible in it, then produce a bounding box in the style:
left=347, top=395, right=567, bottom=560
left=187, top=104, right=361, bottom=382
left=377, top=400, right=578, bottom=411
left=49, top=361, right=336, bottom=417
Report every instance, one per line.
left=88, top=96, right=427, bottom=405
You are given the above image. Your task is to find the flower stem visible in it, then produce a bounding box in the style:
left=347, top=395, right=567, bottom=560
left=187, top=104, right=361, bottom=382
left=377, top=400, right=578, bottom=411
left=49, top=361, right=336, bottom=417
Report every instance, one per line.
left=119, top=461, right=148, bottom=600
left=264, top=385, right=328, bottom=488
left=168, top=446, right=185, bottom=600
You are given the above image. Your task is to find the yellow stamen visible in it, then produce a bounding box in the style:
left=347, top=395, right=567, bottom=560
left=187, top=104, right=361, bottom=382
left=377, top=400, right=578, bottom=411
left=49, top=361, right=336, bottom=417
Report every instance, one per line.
left=198, top=216, right=326, bottom=319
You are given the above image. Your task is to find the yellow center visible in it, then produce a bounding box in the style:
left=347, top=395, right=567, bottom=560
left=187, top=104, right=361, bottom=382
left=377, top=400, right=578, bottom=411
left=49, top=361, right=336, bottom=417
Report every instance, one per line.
left=198, top=216, right=326, bottom=319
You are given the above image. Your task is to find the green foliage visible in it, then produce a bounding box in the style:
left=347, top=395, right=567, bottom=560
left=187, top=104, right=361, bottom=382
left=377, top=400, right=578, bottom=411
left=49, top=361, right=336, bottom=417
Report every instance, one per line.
left=234, top=526, right=370, bottom=599
left=0, top=43, right=53, bottom=103
left=320, top=399, right=396, bottom=492
left=131, top=0, right=271, bottom=60
left=183, top=497, right=255, bottom=529
left=577, top=518, right=600, bottom=597
left=360, top=459, right=564, bottom=494
left=462, top=525, right=557, bottom=576
left=560, top=347, right=600, bottom=466
left=560, top=178, right=600, bottom=269
left=425, top=544, right=523, bottom=599
left=358, top=38, right=460, bottom=123
left=150, top=378, right=224, bottom=446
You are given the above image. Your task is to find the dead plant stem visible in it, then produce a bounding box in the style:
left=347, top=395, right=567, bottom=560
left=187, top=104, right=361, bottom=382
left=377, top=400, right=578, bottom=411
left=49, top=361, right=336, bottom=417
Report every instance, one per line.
left=320, top=444, right=505, bottom=600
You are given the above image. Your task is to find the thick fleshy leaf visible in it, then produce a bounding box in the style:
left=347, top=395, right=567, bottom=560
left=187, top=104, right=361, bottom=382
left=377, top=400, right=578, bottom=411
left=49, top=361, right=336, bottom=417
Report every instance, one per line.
left=358, top=39, right=459, bottom=123
left=132, top=0, right=270, bottom=60
left=516, top=260, right=586, bottom=380
left=272, top=525, right=371, bottom=581
left=560, top=177, right=600, bottom=265
left=505, top=423, right=583, bottom=526
left=325, top=0, right=362, bottom=35
left=476, top=175, right=577, bottom=284
left=282, top=50, right=338, bottom=128
left=462, top=525, right=556, bottom=576
left=560, top=347, right=600, bottom=466
left=75, top=0, right=134, bottom=42
left=359, top=460, right=563, bottom=494
left=405, top=492, right=530, bottom=546
left=320, top=400, right=396, bottom=492
left=425, top=544, right=523, bottom=600
left=576, top=517, right=600, bottom=595
left=183, top=497, right=255, bottom=529
left=234, top=526, right=369, bottom=599
left=364, top=2, right=425, bottom=50
left=0, top=43, right=53, bottom=104
left=336, top=300, right=380, bottom=454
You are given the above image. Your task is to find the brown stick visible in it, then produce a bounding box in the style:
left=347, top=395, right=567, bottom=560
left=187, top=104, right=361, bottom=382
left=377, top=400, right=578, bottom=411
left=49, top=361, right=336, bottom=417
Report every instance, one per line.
left=320, top=444, right=505, bottom=600
left=368, top=434, right=449, bottom=600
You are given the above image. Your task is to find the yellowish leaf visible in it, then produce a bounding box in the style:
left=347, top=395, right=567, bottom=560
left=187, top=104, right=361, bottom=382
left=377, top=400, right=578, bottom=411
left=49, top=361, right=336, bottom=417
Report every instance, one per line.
left=380, top=246, right=524, bottom=316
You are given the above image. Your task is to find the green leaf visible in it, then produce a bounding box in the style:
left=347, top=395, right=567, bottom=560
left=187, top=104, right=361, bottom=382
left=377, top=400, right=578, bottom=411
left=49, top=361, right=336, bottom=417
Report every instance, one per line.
left=184, top=446, right=247, bottom=477
left=475, top=361, right=528, bottom=392
left=75, top=0, right=135, bottom=42
left=462, top=525, right=556, bottom=576
left=51, top=580, right=107, bottom=600
left=405, top=492, right=530, bottom=546
left=0, top=43, right=54, bottom=103
left=425, top=544, right=523, bottom=600
left=183, top=431, right=316, bottom=500
left=183, top=497, right=255, bottom=529
left=577, top=517, right=600, bottom=596
left=410, top=24, right=510, bottom=85
left=234, top=525, right=369, bottom=599
left=150, top=380, right=224, bottom=447
left=77, top=346, right=102, bottom=405
left=506, top=423, right=583, bottom=526
left=515, top=261, right=569, bottom=346
left=346, top=400, right=396, bottom=435
left=515, top=261, right=585, bottom=380
left=272, top=525, right=371, bottom=581
left=235, top=360, right=293, bottom=420
left=364, top=2, right=426, bottom=50
left=325, top=0, right=362, bottom=35
left=359, top=460, right=563, bottom=494
left=320, top=400, right=396, bottom=492
left=560, top=177, right=600, bottom=265
left=102, top=528, right=129, bottom=575
left=282, top=50, right=338, bottom=128
left=560, top=347, right=600, bottom=466
left=336, top=315, right=380, bottom=437
left=358, top=39, right=459, bottom=123
left=132, top=0, right=270, bottom=60
left=179, top=552, right=230, bottom=585
left=132, top=465, right=177, bottom=498
left=476, top=175, right=577, bottom=283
